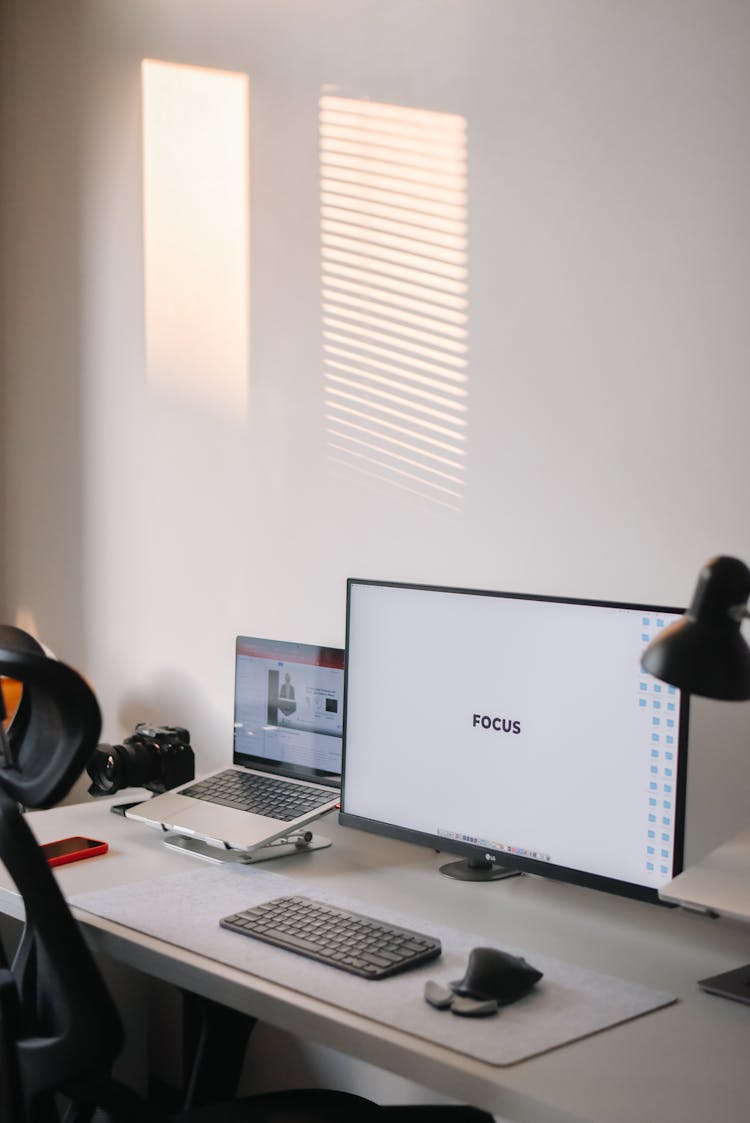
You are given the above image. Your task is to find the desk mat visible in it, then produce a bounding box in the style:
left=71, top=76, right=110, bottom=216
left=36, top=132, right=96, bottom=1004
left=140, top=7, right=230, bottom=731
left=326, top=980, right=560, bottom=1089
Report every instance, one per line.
left=70, top=864, right=675, bottom=1066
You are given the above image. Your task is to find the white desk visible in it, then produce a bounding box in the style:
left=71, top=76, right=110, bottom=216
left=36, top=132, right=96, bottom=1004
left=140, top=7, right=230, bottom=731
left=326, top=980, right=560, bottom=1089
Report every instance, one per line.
left=1, top=797, right=748, bottom=1123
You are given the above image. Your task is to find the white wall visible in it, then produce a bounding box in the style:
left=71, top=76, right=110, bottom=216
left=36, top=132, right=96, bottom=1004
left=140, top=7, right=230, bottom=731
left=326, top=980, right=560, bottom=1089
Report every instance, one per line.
left=2, top=0, right=750, bottom=1110
left=3, top=0, right=750, bottom=863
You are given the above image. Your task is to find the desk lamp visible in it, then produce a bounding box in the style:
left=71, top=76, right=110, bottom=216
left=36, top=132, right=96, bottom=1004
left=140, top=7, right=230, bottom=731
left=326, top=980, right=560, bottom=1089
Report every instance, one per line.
left=641, top=555, right=750, bottom=1002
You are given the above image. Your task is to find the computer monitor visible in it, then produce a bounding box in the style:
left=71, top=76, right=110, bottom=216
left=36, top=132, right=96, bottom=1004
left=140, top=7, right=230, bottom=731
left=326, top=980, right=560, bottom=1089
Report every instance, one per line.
left=340, top=579, right=690, bottom=903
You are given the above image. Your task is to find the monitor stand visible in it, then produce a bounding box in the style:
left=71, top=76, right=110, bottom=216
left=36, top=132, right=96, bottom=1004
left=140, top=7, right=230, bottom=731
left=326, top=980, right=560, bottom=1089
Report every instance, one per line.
left=163, top=831, right=331, bottom=865
left=439, top=857, right=521, bottom=882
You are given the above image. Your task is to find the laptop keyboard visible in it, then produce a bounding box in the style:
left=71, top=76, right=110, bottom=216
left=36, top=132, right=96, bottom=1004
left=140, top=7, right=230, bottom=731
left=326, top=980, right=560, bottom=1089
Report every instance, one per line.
left=221, top=895, right=442, bottom=979
left=181, top=769, right=335, bottom=821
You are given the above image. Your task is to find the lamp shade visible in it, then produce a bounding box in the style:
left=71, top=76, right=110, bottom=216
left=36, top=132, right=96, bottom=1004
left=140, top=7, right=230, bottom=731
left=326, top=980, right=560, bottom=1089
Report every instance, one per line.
left=641, top=556, right=750, bottom=701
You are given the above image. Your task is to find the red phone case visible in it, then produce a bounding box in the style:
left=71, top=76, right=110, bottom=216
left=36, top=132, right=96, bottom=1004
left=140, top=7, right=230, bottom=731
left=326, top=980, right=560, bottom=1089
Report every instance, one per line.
left=42, top=836, right=109, bottom=867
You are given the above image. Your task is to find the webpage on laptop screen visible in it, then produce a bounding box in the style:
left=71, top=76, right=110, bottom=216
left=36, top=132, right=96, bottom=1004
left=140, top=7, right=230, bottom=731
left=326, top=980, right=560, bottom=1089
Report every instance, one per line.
left=234, top=638, right=344, bottom=775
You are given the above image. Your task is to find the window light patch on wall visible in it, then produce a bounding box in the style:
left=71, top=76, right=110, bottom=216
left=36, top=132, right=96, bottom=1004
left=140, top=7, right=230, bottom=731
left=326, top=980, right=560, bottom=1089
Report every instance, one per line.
left=320, top=95, right=469, bottom=511
left=142, top=60, right=250, bottom=420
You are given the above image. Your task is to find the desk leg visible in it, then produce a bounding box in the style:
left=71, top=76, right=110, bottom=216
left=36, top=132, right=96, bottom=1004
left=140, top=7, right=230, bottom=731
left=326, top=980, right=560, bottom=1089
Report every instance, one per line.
left=180, top=991, right=258, bottom=1108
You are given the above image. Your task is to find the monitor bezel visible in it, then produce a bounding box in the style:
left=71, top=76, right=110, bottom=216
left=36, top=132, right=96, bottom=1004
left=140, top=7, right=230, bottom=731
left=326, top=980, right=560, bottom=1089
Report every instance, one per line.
left=339, top=578, right=690, bottom=904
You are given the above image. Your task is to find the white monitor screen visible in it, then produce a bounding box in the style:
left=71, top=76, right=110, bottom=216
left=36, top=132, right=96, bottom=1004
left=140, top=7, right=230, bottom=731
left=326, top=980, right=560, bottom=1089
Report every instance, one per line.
left=340, top=580, right=689, bottom=902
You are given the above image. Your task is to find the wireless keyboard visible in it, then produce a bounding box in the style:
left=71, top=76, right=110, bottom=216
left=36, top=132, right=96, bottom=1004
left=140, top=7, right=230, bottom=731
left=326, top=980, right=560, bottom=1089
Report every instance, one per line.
left=220, top=895, right=442, bottom=979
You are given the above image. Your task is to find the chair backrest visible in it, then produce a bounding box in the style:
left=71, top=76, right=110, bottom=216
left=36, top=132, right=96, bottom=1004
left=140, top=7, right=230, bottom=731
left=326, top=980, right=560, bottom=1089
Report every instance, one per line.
left=0, top=631, right=123, bottom=1121
left=0, top=627, right=102, bottom=809
left=0, top=789, right=125, bottom=1121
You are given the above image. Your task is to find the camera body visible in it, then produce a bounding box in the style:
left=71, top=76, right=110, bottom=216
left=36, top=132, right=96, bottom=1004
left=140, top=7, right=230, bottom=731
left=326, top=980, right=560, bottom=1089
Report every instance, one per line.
left=87, top=722, right=195, bottom=796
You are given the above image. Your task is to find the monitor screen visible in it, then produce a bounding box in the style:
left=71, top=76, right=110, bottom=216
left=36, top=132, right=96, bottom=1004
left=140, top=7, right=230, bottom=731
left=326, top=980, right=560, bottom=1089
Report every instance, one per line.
left=340, top=580, right=689, bottom=902
left=233, top=636, right=345, bottom=786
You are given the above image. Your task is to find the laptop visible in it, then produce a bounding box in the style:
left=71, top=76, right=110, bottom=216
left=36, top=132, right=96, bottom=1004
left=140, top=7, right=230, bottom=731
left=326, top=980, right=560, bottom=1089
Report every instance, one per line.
left=659, top=824, right=750, bottom=923
left=126, top=636, right=344, bottom=853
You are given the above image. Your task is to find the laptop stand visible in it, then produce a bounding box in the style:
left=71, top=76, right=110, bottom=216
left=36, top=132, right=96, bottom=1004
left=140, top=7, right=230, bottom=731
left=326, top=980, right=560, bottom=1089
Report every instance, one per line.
left=162, top=831, right=332, bottom=865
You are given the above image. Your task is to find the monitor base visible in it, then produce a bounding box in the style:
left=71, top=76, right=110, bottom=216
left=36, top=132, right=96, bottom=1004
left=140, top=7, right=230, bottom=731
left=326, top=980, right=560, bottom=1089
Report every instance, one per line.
left=439, top=857, right=521, bottom=882
left=699, top=963, right=750, bottom=1004
left=163, top=831, right=331, bottom=865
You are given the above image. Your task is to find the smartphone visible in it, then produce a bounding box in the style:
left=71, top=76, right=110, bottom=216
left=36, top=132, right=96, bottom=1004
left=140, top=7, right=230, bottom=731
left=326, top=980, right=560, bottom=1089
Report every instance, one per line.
left=41, top=835, right=108, bottom=867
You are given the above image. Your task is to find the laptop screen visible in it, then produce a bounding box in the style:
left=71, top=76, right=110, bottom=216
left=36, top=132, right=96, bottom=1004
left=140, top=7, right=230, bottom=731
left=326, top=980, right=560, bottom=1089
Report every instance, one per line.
left=233, top=636, right=344, bottom=786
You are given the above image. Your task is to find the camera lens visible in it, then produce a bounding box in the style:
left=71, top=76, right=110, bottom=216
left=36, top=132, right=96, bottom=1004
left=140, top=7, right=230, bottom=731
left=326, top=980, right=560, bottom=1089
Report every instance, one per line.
left=87, top=746, right=121, bottom=795
left=86, top=738, right=162, bottom=796
left=102, top=751, right=117, bottom=784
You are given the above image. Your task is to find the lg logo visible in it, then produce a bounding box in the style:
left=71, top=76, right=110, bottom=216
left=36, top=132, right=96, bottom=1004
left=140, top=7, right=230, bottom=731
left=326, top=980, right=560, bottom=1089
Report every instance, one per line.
left=472, top=713, right=521, bottom=734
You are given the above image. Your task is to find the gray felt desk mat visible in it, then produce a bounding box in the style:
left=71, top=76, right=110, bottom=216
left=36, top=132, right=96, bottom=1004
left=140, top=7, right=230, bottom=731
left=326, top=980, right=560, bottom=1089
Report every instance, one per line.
left=70, top=864, right=675, bottom=1066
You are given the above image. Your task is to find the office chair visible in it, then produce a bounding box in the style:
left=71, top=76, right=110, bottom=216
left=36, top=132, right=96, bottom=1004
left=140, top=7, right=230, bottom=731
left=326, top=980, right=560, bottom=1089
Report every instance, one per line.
left=0, top=630, right=492, bottom=1123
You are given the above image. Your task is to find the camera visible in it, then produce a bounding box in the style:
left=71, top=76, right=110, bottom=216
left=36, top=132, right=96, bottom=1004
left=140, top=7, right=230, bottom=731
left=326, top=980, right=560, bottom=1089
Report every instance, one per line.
left=86, top=723, right=195, bottom=796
